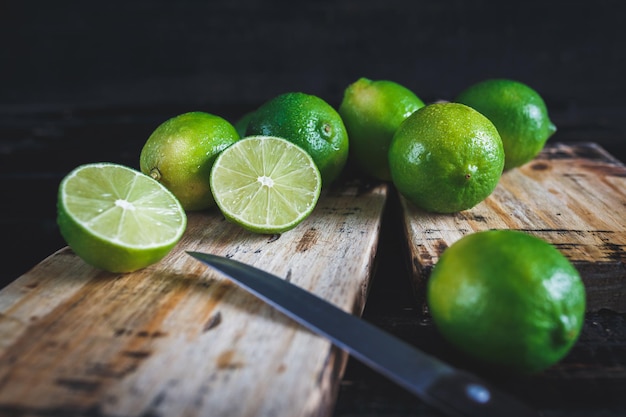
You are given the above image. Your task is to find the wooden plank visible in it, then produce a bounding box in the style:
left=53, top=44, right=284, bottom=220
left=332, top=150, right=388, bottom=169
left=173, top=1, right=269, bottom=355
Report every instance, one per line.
left=401, top=142, right=626, bottom=313
left=0, top=180, right=388, bottom=417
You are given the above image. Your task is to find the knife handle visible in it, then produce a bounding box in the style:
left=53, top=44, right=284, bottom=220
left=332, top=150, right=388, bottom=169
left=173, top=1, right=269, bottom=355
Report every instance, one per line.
left=424, top=371, right=540, bottom=417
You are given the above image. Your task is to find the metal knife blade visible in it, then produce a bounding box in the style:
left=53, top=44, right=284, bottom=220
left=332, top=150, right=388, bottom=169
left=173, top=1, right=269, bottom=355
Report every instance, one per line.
left=187, top=251, right=539, bottom=417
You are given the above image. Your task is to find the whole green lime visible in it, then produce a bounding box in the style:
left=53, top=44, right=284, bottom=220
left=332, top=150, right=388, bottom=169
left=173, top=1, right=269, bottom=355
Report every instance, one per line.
left=455, top=79, right=557, bottom=170
left=427, top=230, right=586, bottom=374
left=139, top=111, right=239, bottom=211
left=245, top=92, right=349, bottom=185
left=388, top=102, right=504, bottom=213
left=339, top=77, right=425, bottom=181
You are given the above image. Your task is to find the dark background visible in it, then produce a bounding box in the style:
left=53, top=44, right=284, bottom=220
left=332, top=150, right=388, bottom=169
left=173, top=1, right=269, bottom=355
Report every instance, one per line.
left=3, top=1, right=625, bottom=116
left=1, top=1, right=625, bottom=415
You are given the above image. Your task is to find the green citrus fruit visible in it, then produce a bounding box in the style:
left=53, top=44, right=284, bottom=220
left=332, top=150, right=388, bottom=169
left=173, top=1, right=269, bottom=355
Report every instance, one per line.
left=139, top=111, right=239, bottom=211
left=455, top=79, right=557, bottom=170
left=210, top=136, right=322, bottom=234
left=388, top=102, right=504, bottom=213
left=57, top=163, right=187, bottom=273
left=233, top=110, right=255, bottom=138
left=245, top=92, right=349, bottom=185
left=427, top=230, right=586, bottom=374
left=339, top=78, right=425, bottom=181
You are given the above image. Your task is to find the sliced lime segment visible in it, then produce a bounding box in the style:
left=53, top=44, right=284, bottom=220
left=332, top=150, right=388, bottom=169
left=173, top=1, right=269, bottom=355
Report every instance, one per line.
left=57, top=163, right=187, bottom=272
left=210, top=136, right=322, bottom=234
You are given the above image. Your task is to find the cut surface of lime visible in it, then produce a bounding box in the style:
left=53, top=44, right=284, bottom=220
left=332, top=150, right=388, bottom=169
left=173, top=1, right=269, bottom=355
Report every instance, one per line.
left=57, top=163, right=187, bottom=272
left=210, top=136, right=322, bottom=234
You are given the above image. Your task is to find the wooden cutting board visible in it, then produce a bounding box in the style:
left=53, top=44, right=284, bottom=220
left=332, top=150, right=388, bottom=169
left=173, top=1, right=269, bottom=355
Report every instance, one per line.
left=0, top=142, right=624, bottom=417
left=401, top=142, right=626, bottom=313
left=0, top=180, right=388, bottom=417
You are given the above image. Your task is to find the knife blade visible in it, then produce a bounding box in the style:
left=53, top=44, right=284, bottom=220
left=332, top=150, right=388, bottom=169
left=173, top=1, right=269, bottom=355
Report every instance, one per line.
left=187, top=251, right=539, bottom=417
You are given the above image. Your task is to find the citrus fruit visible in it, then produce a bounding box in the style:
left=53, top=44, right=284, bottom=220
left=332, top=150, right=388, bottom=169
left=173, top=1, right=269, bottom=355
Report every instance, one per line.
left=388, top=102, right=504, bottom=213
left=339, top=77, right=425, bottom=181
left=139, top=111, right=239, bottom=211
left=210, top=135, right=322, bottom=234
left=245, top=92, right=349, bottom=185
left=57, top=163, right=187, bottom=273
left=455, top=79, right=557, bottom=170
left=427, top=230, right=586, bottom=374
left=233, top=110, right=255, bottom=138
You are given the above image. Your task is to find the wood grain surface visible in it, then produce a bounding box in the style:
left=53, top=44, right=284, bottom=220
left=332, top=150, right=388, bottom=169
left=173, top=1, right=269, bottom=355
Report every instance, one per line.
left=1, top=142, right=624, bottom=416
left=0, top=180, right=388, bottom=417
left=402, top=142, right=626, bottom=313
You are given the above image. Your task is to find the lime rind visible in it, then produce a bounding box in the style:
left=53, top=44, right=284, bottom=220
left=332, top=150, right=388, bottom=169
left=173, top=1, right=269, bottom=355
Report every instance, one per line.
left=210, top=136, right=322, bottom=234
left=58, top=163, right=187, bottom=272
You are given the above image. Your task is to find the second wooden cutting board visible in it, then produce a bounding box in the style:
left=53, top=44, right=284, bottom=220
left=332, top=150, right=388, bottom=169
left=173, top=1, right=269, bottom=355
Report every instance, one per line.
left=401, top=142, right=626, bottom=313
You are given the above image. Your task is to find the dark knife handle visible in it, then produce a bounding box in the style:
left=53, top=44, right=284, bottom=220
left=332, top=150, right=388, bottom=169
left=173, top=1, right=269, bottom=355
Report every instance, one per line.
left=424, top=371, right=540, bottom=417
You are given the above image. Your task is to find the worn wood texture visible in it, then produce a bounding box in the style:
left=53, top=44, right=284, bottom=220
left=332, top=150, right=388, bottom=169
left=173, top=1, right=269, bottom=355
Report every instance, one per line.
left=0, top=180, right=387, bottom=417
left=401, top=142, right=626, bottom=313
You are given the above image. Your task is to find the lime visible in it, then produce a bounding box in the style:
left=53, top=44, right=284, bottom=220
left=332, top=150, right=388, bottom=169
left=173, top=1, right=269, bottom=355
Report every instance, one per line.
left=339, top=77, right=425, bottom=181
left=245, top=92, right=349, bottom=185
left=388, top=102, right=504, bottom=213
left=210, top=136, right=322, bottom=234
left=139, top=111, right=239, bottom=211
left=57, top=163, right=187, bottom=273
left=455, top=79, right=557, bottom=170
left=233, top=110, right=255, bottom=138
left=427, top=230, right=586, bottom=374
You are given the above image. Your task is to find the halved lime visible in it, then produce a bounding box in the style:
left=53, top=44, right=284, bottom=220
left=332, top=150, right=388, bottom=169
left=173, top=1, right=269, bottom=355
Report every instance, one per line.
left=57, top=163, right=187, bottom=272
left=210, top=136, right=322, bottom=234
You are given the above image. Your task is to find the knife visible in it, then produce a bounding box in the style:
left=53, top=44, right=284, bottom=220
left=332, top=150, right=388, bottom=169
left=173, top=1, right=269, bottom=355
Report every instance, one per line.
left=187, top=251, right=539, bottom=417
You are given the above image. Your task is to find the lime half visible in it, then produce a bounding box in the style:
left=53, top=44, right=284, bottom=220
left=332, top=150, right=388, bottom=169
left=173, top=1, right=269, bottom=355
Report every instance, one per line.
left=210, top=136, right=322, bottom=234
left=57, top=163, right=187, bottom=272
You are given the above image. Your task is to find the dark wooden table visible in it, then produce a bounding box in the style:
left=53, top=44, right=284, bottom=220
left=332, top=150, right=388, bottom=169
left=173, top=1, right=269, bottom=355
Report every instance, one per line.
left=2, top=1, right=625, bottom=415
